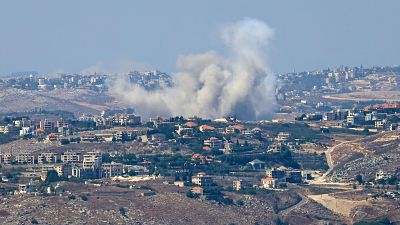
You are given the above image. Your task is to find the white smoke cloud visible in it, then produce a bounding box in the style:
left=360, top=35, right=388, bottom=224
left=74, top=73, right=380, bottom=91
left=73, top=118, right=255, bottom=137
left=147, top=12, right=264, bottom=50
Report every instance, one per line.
left=110, top=18, right=276, bottom=120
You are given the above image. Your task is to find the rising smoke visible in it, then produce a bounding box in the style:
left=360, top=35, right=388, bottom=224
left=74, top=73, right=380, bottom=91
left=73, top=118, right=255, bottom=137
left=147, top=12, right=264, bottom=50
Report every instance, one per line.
left=110, top=18, right=276, bottom=120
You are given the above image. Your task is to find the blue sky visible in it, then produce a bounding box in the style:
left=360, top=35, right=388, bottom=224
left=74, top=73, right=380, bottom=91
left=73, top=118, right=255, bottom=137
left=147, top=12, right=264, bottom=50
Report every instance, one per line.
left=0, top=0, right=399, bottom=75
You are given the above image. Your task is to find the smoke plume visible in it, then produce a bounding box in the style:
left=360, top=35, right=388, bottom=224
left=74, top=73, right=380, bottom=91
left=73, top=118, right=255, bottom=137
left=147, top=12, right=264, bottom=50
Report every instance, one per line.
left=110, top=18, right=276, bottom=120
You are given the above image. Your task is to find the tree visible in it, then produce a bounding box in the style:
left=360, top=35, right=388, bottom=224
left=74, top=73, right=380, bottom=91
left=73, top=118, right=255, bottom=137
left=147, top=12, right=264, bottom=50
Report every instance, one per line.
left=387, top=176, right=398, bottom=185
left=377, top=179, right=386, bottom=185
left=355, top=174, right=364, bottom=184
left=236, top=199, right=245, bottom=206
left=80, top=194, right=88, bottom=201
left=119, top=207, right=128, bottom=218
left=102, top=153, right=112, bottom=163
left=45, top=170, right=61, bottom=183
left=60, top=139, right=70, bottom=145
left=186, top=190, right=199, bottom=199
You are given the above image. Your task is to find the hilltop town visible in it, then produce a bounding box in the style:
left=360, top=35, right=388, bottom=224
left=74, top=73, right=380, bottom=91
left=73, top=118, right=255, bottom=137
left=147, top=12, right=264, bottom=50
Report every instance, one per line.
left=1, top=65, right=400, bottom=224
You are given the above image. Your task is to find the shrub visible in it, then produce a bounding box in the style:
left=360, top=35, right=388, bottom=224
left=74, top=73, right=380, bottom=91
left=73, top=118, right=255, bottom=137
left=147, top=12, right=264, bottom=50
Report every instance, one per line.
left=119, top=207, right=128, bottom=218
left=80, top=194, right=88, bottom=201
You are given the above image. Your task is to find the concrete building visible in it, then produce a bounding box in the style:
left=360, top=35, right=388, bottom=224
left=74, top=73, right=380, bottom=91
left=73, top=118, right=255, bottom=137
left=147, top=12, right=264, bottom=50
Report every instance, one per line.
left=191, top=172, right=213, bottom=186
left=268, top=142, right=284, bottom=152
left=204, top=137, right=223, bottom=149
left=0, top=125, right=13, bottom=134
left=20, top=127, right=32, bottom=136
left=82, top=152, right=102, bottom=169
left=247, top=159, right=265, bottom=170
left=375, top=120, right=386, bottom=128
left=17, top=182, right=37, bottom=194
left=0, top=153, right=13, bottom=164
left=261, top=177, right=278, bottom=189
left=232, top=180, right=252, bottom=191
left=376, top=170, right=392, bottom=180
left=38, top=153, right=57, bottom=164
left=347, top=114, right=365, bottom=126
left=61, top=152, right=80, bottom=163
left=276, top=132, right=290, bottom=142
left=266, top=168, right=286, bottom=179
left=101, top=162, right=123, bottom=178
left=40, top=119, right=55, bottom=131
left=16, top=153, right=35, bottom=164
left=112, top=114, right=141, bottom=126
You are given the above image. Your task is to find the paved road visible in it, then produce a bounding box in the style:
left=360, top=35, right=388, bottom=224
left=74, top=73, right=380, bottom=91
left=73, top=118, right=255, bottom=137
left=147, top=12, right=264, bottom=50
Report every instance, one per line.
left=279, top=192, right=309, bottom=217
left=314, top=140, right=355, bottom=183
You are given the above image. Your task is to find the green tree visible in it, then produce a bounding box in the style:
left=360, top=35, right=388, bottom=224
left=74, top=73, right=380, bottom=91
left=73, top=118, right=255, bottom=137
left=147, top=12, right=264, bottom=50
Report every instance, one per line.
left=80, top=194, right=88, bottom=201
left=60, top=139, right=70, bottom=145
left=387, top=176, right=398, bottom=185
left=102, top=153, right=112, bottom=163
left=119, top=207, right=128, bottom=218
left=236, top=199, right=245, bottom=206
left=45, top=170, right=61, bottom=183
left=355, top=174, right=364, bottom=184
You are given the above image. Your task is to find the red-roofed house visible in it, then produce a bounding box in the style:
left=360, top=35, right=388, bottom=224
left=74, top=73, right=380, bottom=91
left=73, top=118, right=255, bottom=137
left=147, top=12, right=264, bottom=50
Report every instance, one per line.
left=47, top=133, right=58, bottom=142
left=199, top=125, right=216, bottom=132
left=191, top=186, right=204, bottom=195
left=191, top=154, right=204, bottom=160
left=202, top=146, right=212, bottom=151
left=184, top=122, right=198, bottom=127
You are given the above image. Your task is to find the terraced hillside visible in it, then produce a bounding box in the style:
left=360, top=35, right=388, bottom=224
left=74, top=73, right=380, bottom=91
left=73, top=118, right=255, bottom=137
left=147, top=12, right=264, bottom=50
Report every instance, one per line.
left=327, top=131, right=400, bottom=182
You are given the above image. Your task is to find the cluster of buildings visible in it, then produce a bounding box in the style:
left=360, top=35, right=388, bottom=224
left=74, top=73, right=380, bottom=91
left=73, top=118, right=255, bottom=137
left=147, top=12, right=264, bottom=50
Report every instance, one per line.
left=294, top=103, right=400, bottom=132
left=96, top=113, right=141, bottom=127
left=276, top=65, right=400, bottom=128
left=0, top=151, right=144, bottom=181
left=0, top=112, right=147, bottom=143
left=267, top=132, right=303, bottom=153
left=187, top=166, right=308, bottom=195
left=0, top=72, right=106, bottom=91
left=128, top=70, right=173, bottom=90
left=0, top=69, right=174, bottom=93
left=277, top=65, right=399, bottom=104
left=0, top=117, right=70, bottom=137
left=323, top=103, right=400, bottom=130
left=261, top=167, right=305, bottom=189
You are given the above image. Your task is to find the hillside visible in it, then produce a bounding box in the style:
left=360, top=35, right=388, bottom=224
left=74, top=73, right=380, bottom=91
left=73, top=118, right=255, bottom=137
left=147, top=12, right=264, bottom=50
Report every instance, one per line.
left=327, top=131, right=400, bottom=182
left=0, top=87, right=120, bottom=116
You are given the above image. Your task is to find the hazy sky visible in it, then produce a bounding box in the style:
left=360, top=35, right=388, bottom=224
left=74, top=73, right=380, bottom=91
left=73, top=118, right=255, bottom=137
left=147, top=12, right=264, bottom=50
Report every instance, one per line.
left=0, top=0, right=399, bottom=75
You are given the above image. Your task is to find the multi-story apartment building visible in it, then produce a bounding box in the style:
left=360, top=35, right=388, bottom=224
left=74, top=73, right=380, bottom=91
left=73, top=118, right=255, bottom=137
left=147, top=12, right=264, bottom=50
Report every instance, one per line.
left=0, top=153, right=13, bottom=164
left=191, top=172, right=213, bottom=186
left=39, top=119, right=55, bottom=131
left=38, top=153, right=57, bottom=164
left=101, top=162, right=123, bottom=178
left=61, top=152, right=80, bottom=163
left=82, top=152, right=102, bottom=169
left=16, top=153, right=35, bottom=164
